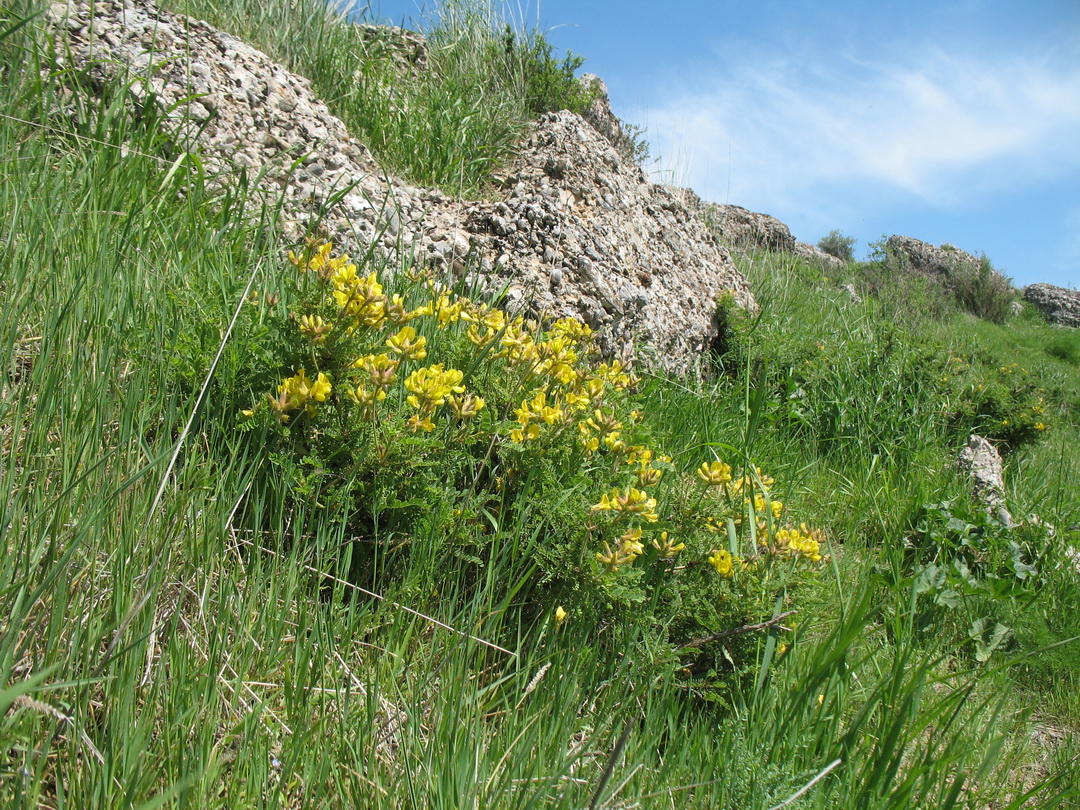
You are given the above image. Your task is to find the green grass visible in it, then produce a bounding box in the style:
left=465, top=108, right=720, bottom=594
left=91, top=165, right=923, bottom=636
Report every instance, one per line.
left=2, top=1, right=1079, bottom=806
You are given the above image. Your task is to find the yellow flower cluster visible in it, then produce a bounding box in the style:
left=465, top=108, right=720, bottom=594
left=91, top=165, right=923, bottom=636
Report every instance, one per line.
left=404, top=364, right=471, bottom=432
left=266, top=244, right=829, bottom=594
left=386, top=326, right=428, bottom=360
left=697, top=460, right=733, bottom=486
left=349, top=353, right=398, bottom=419
left=596, top=527, right=647, bottom=571
left=333, top=265, right=391, bottom=330
left=288, top=240, right=339, bottom=277
left=299, top=314, right=332, bottom=344
left=591, top=487, right=659, bottom=523
left=765, top=525, right=825, bottom=563
left=652, top=531, right=685, bottom=559
left=708, top=548, right=734, bottom=577
left=587, top=442, right=826, bottom=583
left=266, top=368, right=332, bottom=420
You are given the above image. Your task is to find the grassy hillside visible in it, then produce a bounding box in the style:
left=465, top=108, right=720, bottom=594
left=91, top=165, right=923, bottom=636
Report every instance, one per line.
left=1, top=0, right=1078, bottom=807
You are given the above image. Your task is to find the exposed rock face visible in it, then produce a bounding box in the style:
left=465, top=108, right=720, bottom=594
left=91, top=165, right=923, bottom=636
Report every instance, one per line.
left=43, top=0, right=755, bottom=374
left=578, top=74, right=634, bottom=161
left=1023, top=283, right=1080, bottom=328
left=886, top=235, right=993, bottom=283
left=471, top=113, right=756, bottom=366
left=957, top=435, right=1013, bottom=527
left=708, top=204, right=796, bottom=253
left=793, top=241, right=846, bottom=271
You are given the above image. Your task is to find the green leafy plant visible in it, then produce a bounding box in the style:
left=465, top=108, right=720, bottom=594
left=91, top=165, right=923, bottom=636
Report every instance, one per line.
left=908, top=498, right=1043, bottom=607
left=816, top=229, right=856, bottom=263
left=490, top=24, right=595, bottom=116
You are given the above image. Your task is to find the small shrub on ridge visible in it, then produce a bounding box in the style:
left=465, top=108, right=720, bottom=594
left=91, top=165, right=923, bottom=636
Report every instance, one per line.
left=817, top=229, right=856, bottom=263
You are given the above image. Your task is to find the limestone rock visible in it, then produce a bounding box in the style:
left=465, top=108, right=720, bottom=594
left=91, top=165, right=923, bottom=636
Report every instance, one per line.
left=1023, top=283, right=1080, bottom=328
left=579, top=73, right=632, bottom=160
left=884, top=236, right=1012, bottom=290
left=42, top=0, right=756, bottom=375
left=793, top=241, right=846, bottom=272
left=840, top=284, right=861, bottom=304
left=708, top=204, right=796, bottom=253
left=471, top=113, right=756, bottom=372
left=957, top=435, right=1013, bottom=526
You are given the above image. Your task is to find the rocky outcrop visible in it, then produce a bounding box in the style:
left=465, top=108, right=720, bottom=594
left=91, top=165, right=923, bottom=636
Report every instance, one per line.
left=708, top=204, right=796, bottom=253
left=793, top=241, right=846, bottom=271
left=469, top=113, right=756, bottom=367
left=1023, top=283, right=1080, bottom=328
left=43, top=0, right=755, bottom=374
left=578, top=74, right=626, bottom=157
left=886, top=235, right=995, bottom=283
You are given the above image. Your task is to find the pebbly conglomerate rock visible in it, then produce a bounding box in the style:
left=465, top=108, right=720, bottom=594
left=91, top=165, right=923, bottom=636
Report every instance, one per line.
left=1023, top=283, right=1080, bottom=328
left=43, top=0, right=755, bottom=374
left=708, top=204, right=796, bottom=253
left=885, top=235, right=1003, bottom=284
left=792, top=241, right=846, bottom=272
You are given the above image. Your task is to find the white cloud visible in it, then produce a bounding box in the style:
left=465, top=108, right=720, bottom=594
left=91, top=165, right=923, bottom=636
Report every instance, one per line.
left=644, top=45, right=1080, bottom=215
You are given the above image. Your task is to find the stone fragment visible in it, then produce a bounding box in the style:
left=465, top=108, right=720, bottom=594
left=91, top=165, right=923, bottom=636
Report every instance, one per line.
left=957, top=435, right=1013, bottom=527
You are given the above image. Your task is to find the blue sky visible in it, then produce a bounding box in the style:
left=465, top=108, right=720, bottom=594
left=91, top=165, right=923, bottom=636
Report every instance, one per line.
left=364, top=1, right=1080, bottom=289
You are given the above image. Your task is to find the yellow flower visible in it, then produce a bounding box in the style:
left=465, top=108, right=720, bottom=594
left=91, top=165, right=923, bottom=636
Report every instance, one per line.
left=708, top=549, right=734, bottom=578
left=595, top=532, right=645, bottom=571
left=618, top=527, right=645, bottom=558
left=448, top=393, right=485, bottom=420
left=652, top=531, right=685, bottom=558
left=637, top=466, right=662, bottom=486
left=309, top=372, right=332, bottom=402
left=590, top=487, right=659, bottom=522
left=404, top=364, right=465, bottom=412
left=298, top=313, right=333, bottom=344
left=348, top=384, right=385, bottom=419
left=354, top=353, right=398, bottom=389
left=333, top=267, right=386, bottom=327
left=386, top=326, right=428, bottom=360
left=267, top=369, right=332, bottom=419
left=554, top=606, right=568, bottom=627
left=579, top=435, right=600, bottom=453
left=406, top=414, right=436, bottom=433
left=696, top=460, right=733, bottom=486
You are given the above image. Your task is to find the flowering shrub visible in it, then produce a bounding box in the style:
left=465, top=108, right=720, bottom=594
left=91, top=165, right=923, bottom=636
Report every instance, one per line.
left=240, top=243, right=827, bottom=671
left=943, top=354, right=1052, bottom=449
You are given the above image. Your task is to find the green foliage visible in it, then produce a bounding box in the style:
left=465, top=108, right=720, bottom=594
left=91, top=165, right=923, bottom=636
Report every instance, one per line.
left=236, top=243, right=827, bottom=676
left=943, top=353, right=1052, bottom=449
left=163, top=0, right=597, bottom=195
left=950, top=254, right=1017, bottom=325
left=817, top=228, right=856, bottom=262
left=1045, top=332, right=1080, bottom=366
left=864, top=237, right=1016, bottom=325
left=490, top=24, right=595, bottom=116
left=3, top=3, right=1080, bottom=805
left=907, top=498, right=1044, bottom=609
